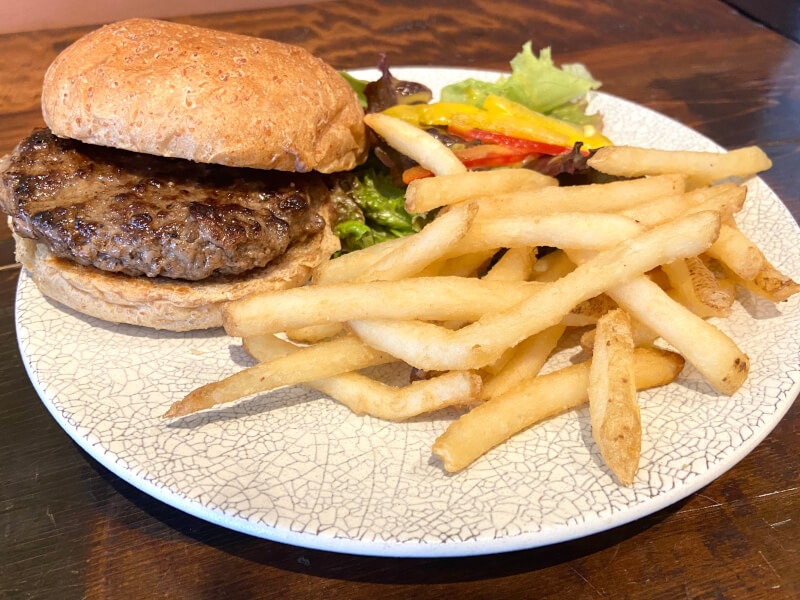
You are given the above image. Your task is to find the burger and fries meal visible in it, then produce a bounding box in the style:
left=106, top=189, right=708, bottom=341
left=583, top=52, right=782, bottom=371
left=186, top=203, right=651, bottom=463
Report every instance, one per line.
left=3, top=19, right=797, bottom=487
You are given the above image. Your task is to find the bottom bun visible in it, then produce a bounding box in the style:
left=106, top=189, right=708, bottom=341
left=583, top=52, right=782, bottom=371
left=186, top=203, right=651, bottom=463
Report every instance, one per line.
left=15, top=224, right=340, bottom=331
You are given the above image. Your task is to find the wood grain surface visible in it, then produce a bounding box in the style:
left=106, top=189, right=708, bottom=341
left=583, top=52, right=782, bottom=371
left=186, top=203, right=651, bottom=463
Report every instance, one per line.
left=1, top=1, right=798, bottom=598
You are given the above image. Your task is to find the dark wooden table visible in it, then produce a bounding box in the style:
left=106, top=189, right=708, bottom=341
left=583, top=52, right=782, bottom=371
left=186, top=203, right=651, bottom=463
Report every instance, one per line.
left=1, top=1, right=799, bottom=598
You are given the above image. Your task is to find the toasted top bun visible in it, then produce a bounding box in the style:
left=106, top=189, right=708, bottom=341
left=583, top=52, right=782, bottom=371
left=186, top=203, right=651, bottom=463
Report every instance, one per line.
left=41, top=18, right=367, bottom=173
left=14, top=220, right=340, bottom=331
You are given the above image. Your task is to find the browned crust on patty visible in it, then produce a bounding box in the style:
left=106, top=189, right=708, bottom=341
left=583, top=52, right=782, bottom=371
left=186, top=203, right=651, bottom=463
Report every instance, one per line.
left=3, top=129, right=327, bottom=280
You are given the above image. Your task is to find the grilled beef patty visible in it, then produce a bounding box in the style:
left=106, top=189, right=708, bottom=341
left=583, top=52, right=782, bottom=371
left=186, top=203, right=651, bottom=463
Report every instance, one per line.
left=0, top=129, right=326, bottom=280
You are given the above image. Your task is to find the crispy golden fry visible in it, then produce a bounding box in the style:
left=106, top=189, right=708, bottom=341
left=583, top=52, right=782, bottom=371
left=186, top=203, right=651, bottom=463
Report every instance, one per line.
left=580, top=318, right=658, bottom=352
left=311, top=371, right=481, bottom=421
left=357, top=202, right=478, bottom=282
left=663, top=256, right=734, bottom=318
left=224, top=278, right=544, bottom=337
left=242, top=334, right=297, bottom=362
left=405, top=169, right=557, bottom=213
left=165, top=336, right=394, bottom=418
left=531, top=250, right=576, bottom=282
left=364, top=113, right=466, bottom=176
left=481, top=347, right=516, bottom=376
left=348, top=211, right=721, bottom=371
left=588, top=145, right=772, bottom=186
left=724, top=262, right=800, bottom=303
left=706, top=222, right=764, bottom=280
left=437, top=250, right=497, bottom=277
left=432, top=348, right=685, bottom=472
left=447, top=247, right=537, bottom=337
left=482, top=324, right=566, bottom=399
left=587, top=272, right=748, bottom=395
left=589, top=310, right=640, bottom=486
left=413, top=259, right=446, bottom=277
left=709, top=223, right=800, bottom=302
left=563, top=294, right=617, bottom=326
left=618, top=183, right=745, bottom=229
left=312, top=236, right=405, bottom=285
left=479, top=248, right=541, bottom=374
left=444, top=213, right=643, bottom=258
left=243, top=335, right=481, bottom=421
left=717, top=275, right=737, bottom=298
left=482, top=247, right=537, bottom=282
left=284, top=323, right=344, bottom=344
left=473, top=174, right=685, bottom=219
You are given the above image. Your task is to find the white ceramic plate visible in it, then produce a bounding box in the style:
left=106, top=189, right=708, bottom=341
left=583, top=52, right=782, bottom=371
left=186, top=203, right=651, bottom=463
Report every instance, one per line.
left=15, top=68, right=800, bottom=557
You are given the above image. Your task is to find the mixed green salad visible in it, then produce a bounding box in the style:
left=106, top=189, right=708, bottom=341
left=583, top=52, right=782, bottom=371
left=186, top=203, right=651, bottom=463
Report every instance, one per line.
left=333, top=44, right=609, bottom=253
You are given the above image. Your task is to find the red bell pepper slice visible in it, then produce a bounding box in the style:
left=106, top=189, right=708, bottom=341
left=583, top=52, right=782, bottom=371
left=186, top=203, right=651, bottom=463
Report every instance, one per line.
left=402, top=144, right=536, bottom=184
left=448, top=125, right=572, bottom=156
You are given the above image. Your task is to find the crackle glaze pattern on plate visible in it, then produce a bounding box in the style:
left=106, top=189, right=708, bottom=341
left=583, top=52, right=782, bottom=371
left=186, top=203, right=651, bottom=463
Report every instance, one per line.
left=15, top=68, right=800, bottom=557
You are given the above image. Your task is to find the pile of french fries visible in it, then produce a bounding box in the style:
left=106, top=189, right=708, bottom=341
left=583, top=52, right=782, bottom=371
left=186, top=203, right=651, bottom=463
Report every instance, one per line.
left=164, top=113, right=798, bottom=487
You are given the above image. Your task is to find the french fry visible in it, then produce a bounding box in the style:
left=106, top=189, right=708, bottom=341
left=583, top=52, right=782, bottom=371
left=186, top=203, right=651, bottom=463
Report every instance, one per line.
left=224, top=278, right=545, bottom=338
left=480, top=347, right=517, bottom=376
left=709, top=223, right=800, bottom=302
left=243, top=335, right=482, bottom=421
left=364, top=113, right=466, bottom=176
left=482, top=247, right=537, bottom=282
left=717, top=275, right=737, bottom=299
left=348, top=211, right=721, bottom=371
left=589, top=310, right=640, bottom=486
left=706, top=222, right=764, bottom=280
left=724, top=262, right=800, bottom=303
left=580, top=318, right=658, bottom=352
left=481, top=324, right=566, bottom=399
left=441, top=247, right=535, bottom=334
left=590, top=273, right=748, bottom=395
left=473, top=174, right=686, bottom=219
left=357, top=202, right=478, bottom=282
left=432, top=348, right=685, bottom=472
left=563, top=294, right=617, bottom=326
left=242, top=333, right=297, bottom=361
left=531, top=250, right=575, bottom=282
left=444, top=213, right=643, bottom=258
left=405, top=169, right=556, bottom=213
left=437, top=250, right=497, bottom=277
left=310, top=371, right=481, bottom=422
left=662, top=256, right=734, bottom=318
left=588, top=145, right=772, bottom=186
left=618, top=183, right=746, bottom=229
left=312, top=236, right=406, bottom=285
left=284, top=323, right=344, bottom=344
left=164, top=336, right=394, bottom=418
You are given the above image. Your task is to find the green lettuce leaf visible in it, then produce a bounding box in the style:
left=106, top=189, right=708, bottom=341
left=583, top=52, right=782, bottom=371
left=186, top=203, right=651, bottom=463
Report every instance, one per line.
left=352, top=169, right=413, bottom=231
left=441, top=43, right=600, bottom=117
left=549, top=99, right=604, bottom=129
left=330, top=165, right=434, bottom=253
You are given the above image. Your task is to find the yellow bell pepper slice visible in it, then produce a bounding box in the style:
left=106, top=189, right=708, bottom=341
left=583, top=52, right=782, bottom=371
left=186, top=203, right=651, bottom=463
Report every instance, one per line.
left=483, top=94, right=611, bottom=148
left=382, top=97, right=611, bottom=149
left=449, top=111, right=571, bottom=147
left=415, top=103, right=482, bottom=126
left=381, top=104, right=421, bottom=126
left=382, top=102, right=481, bottom=127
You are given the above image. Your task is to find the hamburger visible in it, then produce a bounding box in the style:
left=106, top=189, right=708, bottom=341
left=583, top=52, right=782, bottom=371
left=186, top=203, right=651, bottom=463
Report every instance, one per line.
left=0, top=18, right=367, bottom=331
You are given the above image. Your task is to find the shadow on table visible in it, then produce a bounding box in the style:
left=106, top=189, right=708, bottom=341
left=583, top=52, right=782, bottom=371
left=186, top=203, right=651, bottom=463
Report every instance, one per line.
left=84, top=448, right=690, bottom=585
